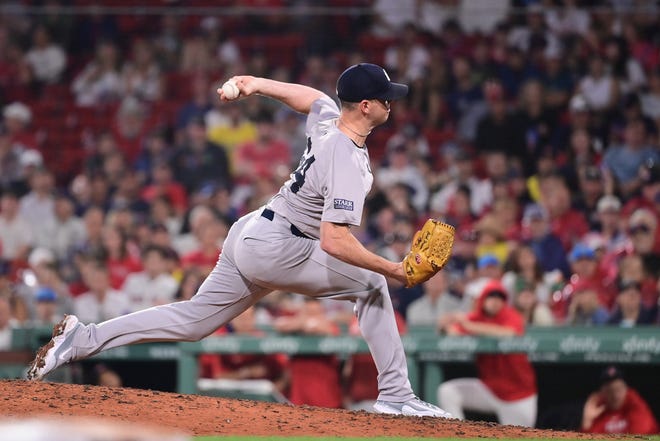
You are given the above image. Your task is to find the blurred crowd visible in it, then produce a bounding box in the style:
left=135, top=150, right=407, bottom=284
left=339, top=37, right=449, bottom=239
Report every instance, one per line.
left=0, top=0, right=659, bottom=420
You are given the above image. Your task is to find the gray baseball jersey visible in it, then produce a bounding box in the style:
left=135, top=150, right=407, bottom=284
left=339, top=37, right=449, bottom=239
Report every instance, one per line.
left=269, top=96, right=373, bottom=239
left=60, top=95, right=415, bottom=404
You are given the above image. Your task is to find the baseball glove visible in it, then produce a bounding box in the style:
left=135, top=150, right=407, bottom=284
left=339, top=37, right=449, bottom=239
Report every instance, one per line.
left=403, top=219, right=455, bottom=287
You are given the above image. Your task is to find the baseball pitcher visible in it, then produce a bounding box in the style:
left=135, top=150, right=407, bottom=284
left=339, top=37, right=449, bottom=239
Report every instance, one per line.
left=27, top=63, right=454, bottom=417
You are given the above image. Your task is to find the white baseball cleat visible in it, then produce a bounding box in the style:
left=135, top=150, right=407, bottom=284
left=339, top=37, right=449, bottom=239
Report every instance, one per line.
left=373, top=397, right=454, bottom=418
left=26, top=315, right=81, bottom=381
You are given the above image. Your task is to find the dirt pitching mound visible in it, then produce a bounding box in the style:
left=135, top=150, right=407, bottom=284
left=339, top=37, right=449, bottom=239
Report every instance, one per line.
left=0, top=380, right=613, bottom=438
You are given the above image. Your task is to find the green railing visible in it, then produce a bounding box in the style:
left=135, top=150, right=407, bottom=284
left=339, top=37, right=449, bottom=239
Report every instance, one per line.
left=5, top=326, right=660, bottom=402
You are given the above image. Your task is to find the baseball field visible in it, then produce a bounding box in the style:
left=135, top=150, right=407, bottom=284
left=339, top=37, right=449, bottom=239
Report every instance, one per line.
left=0, top=380, right=642, bottom=440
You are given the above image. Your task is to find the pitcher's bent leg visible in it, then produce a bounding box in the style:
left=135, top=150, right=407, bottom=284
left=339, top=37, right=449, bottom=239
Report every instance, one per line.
left=71, top=256, right=270, bottom=360
left=236, top=238, right=415, bottom=403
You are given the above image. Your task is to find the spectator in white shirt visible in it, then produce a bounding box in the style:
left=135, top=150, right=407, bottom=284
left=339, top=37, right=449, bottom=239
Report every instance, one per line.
left=0, top=190, right=33, bottom=262
left=122, top=245, right=179, bottom=312
left=74, top=260, right=131, bottom=323
left=24, top=25, right=67, bottom=85
left=41, top=192, right=86, bottom=261
left=71, top=41, right=122, bottom=107
left=19, top=168, right=56, bottom=244
left=407, top=271, right=464, bottom=327
left=0, top=296, right=16, bottom=350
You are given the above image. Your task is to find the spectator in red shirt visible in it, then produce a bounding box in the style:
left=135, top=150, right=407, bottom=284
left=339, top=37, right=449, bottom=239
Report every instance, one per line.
left=582, top=365, right=659, bottom=435
left=553, top=243, right=615, bottom=321
left=101, top=224, right=142, bottom=290
left=438, top=280, right=538, bottom=427
left=141, top=161, right=188, bottom=217
left=3, top=102, right=38, bottom=152
left=180, top=215, right=228, bottom=276
left=233, top=109, right=291, bottom=185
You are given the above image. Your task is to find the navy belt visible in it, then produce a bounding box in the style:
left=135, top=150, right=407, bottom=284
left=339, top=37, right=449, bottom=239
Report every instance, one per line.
left=261, top=208, right=308, bottom=239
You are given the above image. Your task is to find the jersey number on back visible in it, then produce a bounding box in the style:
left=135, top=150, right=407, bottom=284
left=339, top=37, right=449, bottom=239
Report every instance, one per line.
left=290, top=138, right=316, bottom=194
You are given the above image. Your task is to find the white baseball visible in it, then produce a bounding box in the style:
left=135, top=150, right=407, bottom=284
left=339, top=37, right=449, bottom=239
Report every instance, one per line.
left=221, top=80, right=240, bottom=100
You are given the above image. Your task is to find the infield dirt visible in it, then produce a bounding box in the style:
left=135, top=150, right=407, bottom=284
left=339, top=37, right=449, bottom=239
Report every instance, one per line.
left=0, top=380, right=616, bottom=438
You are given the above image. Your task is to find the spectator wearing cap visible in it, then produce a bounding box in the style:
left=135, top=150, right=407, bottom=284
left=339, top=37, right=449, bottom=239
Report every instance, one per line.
left=3, top=101, right=38, bottom=152
left=32, top=286, right=61, bottom=326
left=474, top=214, right=509, bottom=264
left=564, top=279, right=610, bottom=326
left=522, top=203, right=570, bottom=278
left=626, top=208, right=660, bottom=278
left=461, top=253, right=504, bottom=312
left=19, top=168, right=56, bottom=246
left=553, top=94, right=607, bottom=158
left=603, top=118, right=660, bottom=198
left=582, top=366, right=659, bottom=434
left=0, top=190, right=33, bottom=263
left=21, top=247, right=73, bottom=318
left=594, top=195, right=627, bottom=253
left=438, top=280, right=538, bottom=427
left=606, top=280, right=657, bottom=327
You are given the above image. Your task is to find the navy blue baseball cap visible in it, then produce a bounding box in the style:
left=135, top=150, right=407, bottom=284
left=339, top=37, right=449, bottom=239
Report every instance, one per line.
left=336, top=63, right=408, bottom=103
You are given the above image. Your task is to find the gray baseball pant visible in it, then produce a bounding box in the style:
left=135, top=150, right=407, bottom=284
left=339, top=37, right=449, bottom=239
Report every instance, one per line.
left=70, top=209, right=415, bottom=402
